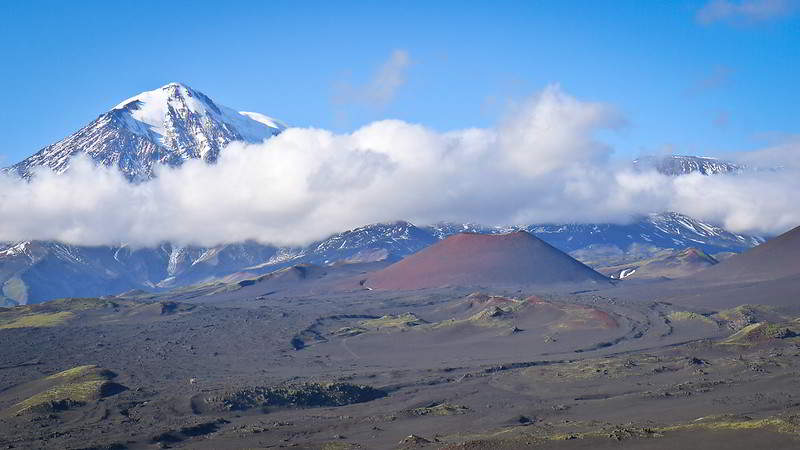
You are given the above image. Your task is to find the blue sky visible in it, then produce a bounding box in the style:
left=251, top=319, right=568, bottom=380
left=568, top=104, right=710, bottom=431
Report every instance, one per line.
left=1, top=0, right=798, bottom=165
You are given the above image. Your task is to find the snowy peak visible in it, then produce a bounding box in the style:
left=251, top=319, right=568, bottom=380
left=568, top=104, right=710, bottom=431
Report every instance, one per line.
left=8, top=82, right=285, bottom=181
left=633, top=155, right=744, bottom=176
left=111, top=82, right=284, bottom=144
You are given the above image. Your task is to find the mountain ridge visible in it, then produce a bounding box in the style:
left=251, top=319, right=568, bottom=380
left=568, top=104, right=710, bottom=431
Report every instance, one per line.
left=0, top=213, right=765, bottom=305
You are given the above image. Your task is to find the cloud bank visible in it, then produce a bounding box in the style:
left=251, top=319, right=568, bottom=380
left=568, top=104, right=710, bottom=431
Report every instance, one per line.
left=1, top=85, right=798, bottom=247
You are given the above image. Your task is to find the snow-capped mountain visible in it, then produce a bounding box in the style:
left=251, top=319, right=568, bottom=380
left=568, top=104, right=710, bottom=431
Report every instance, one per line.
left=7, top=82, right=285, bottom=181
left=269, top=221, right=438, bottom=267
left=528, top=212, right=763, bottom=254
left=633, top=155, right=744, bottom=176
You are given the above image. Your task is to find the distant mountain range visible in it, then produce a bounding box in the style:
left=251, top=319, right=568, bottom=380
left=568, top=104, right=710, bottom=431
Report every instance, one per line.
left=0, top=83, right=767, bottom=305
left=0, top=212, right=764, bottom=305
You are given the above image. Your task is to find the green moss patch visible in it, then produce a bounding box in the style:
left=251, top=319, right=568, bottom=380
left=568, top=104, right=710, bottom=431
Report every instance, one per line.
left=409, top=402, right=469, bottom=416
left=667, top=311, right=717, bottom=326
left=332, top=326, right=367, bottom=337
left=661, top=416, right=798, bottom=434
left=721, top=322, right=799, bottom=346
left=361, top=313, right=426, bottom=330
left=48, top=297, right=122, bottom=311
left=0, top=311, right=74, bottom=329
left=714, top=304, right=778, bottom=322
left=11, top=365, right=126, bottom=415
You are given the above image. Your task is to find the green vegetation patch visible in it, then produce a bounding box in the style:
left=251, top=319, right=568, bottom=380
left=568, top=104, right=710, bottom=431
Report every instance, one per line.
left=521, top=353, right=678, bottom=381
left=667, top=311, right=717, bottom=326
left=332, top=326, right=367, bottom=337
left=409, top=402, right=469, bottom=416
left=48, top=297, right=123, bottom=311
left=661, top=415, right=799, bottom=434
left=12, top=365, right=125, bottom=415
left=721, top=322, right=799, bottom=345
left=361, top=313, right=426, bottom=330
left=207, top=382, right=387, bottom=412
left=0, top=297, right=141, bottom=330
left=714, top=304, right=778, bottom=322
left=440, top=414, right=800, bottom=449
left=0, top=311, right=74, bottom=329
left=469, top=306, right=512, bottom=322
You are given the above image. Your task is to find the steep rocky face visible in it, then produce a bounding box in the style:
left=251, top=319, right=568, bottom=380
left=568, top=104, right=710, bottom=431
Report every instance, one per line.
left=7, top=83, right=284, bottom=181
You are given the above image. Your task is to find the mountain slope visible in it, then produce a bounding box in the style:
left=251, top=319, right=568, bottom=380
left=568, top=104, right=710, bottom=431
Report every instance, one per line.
left=366, top=231, right=609, bottom=290
left=0, top=241, right=281, bottom=305
left=598, top=247, right=719, bottom=280
left=7, top=83, right=284, bottom=181
left=622, top=225, right=800, bottom=310
left=690, top=225, right=800, bottom=284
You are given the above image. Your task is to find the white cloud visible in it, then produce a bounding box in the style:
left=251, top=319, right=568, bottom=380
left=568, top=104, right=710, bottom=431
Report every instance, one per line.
left=365, top=49, right=411, bottom=107
left=334, top=49, right=412, bottom=111
left=729, top=135, right=800, bottom=168
left=0, top=85, right=798, bottom=247
left=696, top=0, right=797, bottom=24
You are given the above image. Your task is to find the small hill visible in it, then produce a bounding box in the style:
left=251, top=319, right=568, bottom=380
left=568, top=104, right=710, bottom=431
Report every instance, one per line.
left=366, top=231, right=609, bottom=290
left=691, top=225, right=800, bottom=283
left=600, top=247, right=718, bottom=280
left=2, top=365, right=126, bottom=416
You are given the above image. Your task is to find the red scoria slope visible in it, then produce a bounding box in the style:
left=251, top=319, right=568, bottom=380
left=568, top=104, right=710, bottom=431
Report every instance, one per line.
left=365, top=231, right=609, bottom=290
